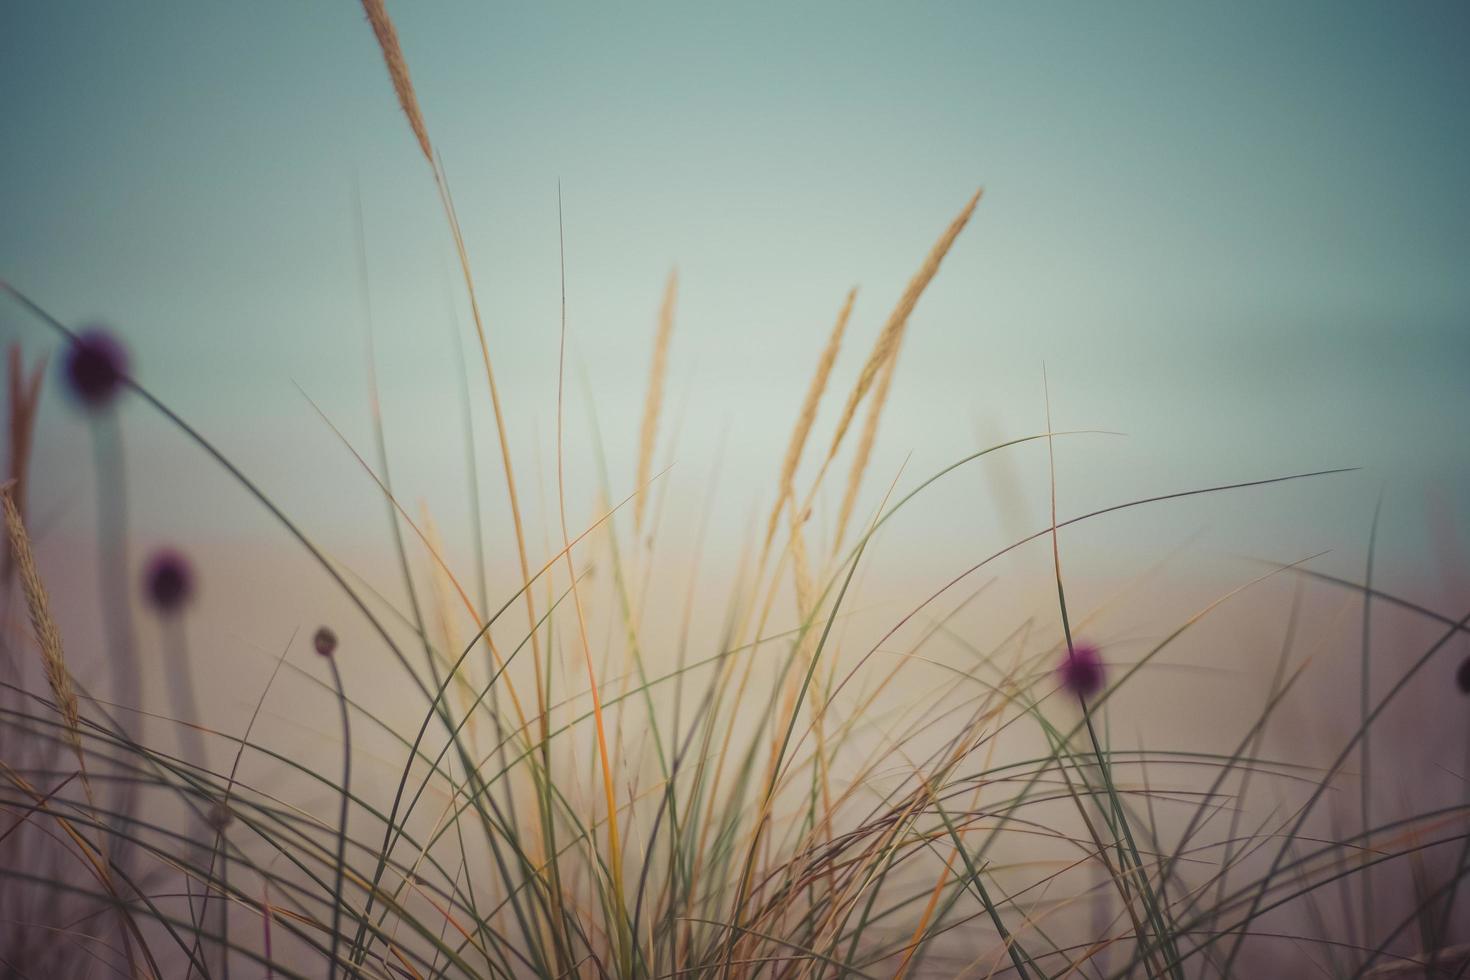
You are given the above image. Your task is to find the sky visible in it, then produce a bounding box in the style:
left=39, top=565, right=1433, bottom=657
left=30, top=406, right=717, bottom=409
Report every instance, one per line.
left=4, top=1, right=1469, bottom=633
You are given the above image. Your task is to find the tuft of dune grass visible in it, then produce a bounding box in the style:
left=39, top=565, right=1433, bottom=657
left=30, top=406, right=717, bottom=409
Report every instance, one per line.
left=360, top=0, right=433, bottom=164
left=635, top=268, right=678, bottom=533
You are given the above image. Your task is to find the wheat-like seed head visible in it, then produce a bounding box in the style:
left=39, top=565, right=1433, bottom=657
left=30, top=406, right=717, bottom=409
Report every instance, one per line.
left=1, top=480, right=84, bottom=768
left=360, top=0, right=434, bottom=165
left=635, top=267, right=678, bottom=533
left=821, top=189, right=982, bottom=468
left=4, top=346, right=44, bottom=586
left=784, top=494, right=823, bottom=724
left=420, top=500, right=479, bottom=727
left=832, top=348, right=898, bottom=554
left=763, top=288, right=857, bottom=554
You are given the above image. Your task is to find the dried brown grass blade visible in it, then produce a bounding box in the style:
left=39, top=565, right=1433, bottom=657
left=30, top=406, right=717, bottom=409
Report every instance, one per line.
left=635, top=268, right=678, bottom=533
left=360, top=0, right=433, bottom=164
left=0, top=762, right=150, bottom=977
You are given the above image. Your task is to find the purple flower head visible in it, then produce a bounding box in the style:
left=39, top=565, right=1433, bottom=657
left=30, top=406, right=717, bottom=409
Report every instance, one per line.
left=1058, top=642, right=1105, bottom=698
left=143, top=548, right=194, bottom=615
left=63, top=327, right=129, bottom=410
left=1458, top=655, right=1470, bottom=695
left=314, top=626, right=338, bottom=658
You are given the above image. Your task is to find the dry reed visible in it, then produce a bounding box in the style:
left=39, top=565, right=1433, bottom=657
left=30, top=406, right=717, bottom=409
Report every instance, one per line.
left=635, top=268, right=678, bottom=533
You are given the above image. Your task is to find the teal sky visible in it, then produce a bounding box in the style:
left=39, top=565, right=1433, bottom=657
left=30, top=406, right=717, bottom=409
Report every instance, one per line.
left=4, top=2, right=1469, bottom=596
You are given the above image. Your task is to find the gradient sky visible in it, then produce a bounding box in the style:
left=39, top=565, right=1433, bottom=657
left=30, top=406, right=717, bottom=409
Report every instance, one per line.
left=4, top=1, right=1469, bottom=601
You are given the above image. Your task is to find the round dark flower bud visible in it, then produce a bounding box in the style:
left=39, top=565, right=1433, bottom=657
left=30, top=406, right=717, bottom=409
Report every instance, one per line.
left=1058, top=642, right=1105, bottom=698
left=314, top=626, right=338, bottom=657
left=143, top=548, right=194, bottom=614
left=1458, top=654, right=1470, bottom=695
left=207, top=802, right=233, bottom=831
left=63, top=327, right=129, bottom=410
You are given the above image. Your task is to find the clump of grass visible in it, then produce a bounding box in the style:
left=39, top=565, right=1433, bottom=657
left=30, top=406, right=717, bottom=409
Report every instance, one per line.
left=2, top=7, right=1468, bottom=979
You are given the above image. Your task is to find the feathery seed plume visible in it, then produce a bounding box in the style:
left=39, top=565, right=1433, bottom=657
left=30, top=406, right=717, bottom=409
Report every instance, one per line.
left=1, top=481, right=84, bottom=767
left=764, top=288, right=856, bottom=553
left=360, top=0, right=434, bottom=164
left=821, top=189, right=982, bottom=468
left=634, top=268, right=678, bottom=533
